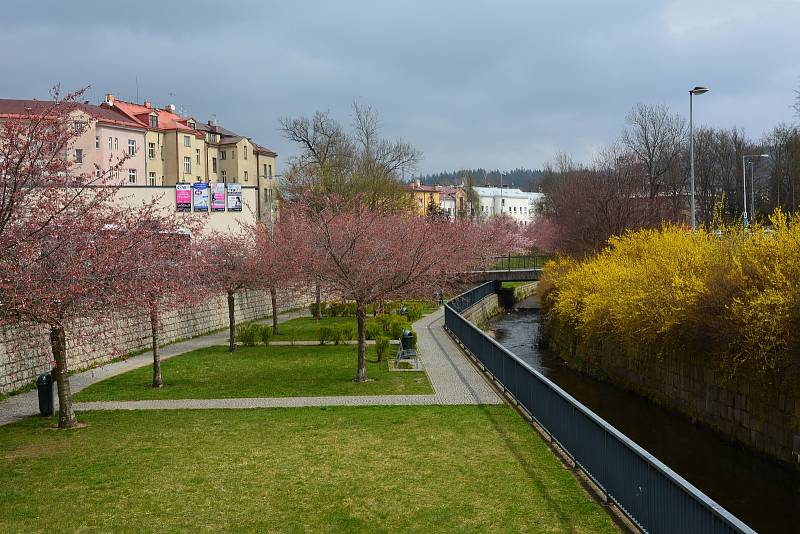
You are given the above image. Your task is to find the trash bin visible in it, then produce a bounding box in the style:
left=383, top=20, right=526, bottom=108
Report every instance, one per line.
left=401, top=330, right=414, bottom=351
left=36, top=373, right=54, bottom=417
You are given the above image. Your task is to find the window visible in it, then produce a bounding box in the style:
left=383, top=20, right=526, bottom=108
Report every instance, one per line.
left=183, top=135, right=191, bottom=147
left=74, top=149, right=83, bottom=163
left=244, top=170, right=248, bottom=182
left=114, top=138, right=118, bottom=150
left=188, top=120, right=196, bottom=129
left=221, top=170, right=226, bottom=182
left=148, top=172, right=156, bottom=186
left=263, top=164, right=267, bottom=177
left=244, top=146, right=248, bottom=160
left=268, top=164, right=272, bottom=180
left=128, top=169, right=136, bottom=184
left=195, top=148, right=200, bottom=164
left=128, top=139, right=136, bottom=156
left=95, top=136, right=100, bottom=149
left=72, top=121, right=84, bottom=134
left=108, top=136, right=113, bottom=150
left=221, top=150, right=226, bottom=160
left=149, top=115, right=158, bottom=128
left=148, top=142, right=155, bottom=159
left=95, top=169, right=101, bottom=179
left=212, top=157, right=217, bottom=173
left=183, top=156, right=191, bottom=174
left=196, top=176, right=201, bottom=182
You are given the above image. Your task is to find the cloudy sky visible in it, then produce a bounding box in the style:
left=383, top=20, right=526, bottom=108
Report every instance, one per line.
left=2, top=0, right=799, bottom=174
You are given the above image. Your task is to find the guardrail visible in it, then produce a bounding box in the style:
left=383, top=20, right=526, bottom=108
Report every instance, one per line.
left=445, top=282, right=755, bottom=534
left=486, top=254, right=549, bottom=271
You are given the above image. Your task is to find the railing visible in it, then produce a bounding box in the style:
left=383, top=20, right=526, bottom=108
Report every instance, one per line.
left=445, top=282, right=755, bottom=534
left=487, top=254, right=548, bottom=271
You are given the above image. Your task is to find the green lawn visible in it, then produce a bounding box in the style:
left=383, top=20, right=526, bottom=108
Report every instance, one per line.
left=0, top=406, right=616, bottom=533
left=74, top=345, right=431, bottom=401
left=271, top=316, right=360, bottom=341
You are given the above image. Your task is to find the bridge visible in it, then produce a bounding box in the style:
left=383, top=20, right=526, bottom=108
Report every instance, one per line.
left=468, top=255, right=546, bottom=282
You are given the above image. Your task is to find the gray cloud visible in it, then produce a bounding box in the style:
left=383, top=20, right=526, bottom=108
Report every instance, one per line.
left=1, top=0, right=798, bottom=174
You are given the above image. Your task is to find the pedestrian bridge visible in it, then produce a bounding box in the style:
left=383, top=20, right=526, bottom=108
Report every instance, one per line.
left=469, top=268, right=543, bottom=282
left=468, top=255, right=546, bottom=282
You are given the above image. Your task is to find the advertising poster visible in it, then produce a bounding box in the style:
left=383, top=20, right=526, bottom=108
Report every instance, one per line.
left=176, top=183, right=192, bottom=212
left=192, top=182, right=210, bottom=212
left=227, top=183, right=243, bottom=211
left=211, top=182, right=226, bottom=212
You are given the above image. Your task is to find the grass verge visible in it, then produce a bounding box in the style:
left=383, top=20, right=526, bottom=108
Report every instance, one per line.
left=0, top=406, right=616, bottom=533
left=74, top=344, right=432, bottom=401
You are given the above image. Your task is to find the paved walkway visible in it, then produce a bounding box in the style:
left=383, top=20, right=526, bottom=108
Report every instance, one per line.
left=0, top=308, right=499, bottom=425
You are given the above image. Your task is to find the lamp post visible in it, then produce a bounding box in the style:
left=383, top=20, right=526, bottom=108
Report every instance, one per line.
left=742, top=154, right=769, bottom=226
left=689, top=87, right=709, bottom=230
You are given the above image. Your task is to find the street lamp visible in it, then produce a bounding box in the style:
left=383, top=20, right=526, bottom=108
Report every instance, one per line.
left=689, top=86, right=709, bottom=231
left=742, top=154, right=769, bottom=225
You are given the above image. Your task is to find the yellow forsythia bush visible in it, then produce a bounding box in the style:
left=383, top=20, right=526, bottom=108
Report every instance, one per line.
left=541, top=211, right=800, bottom=388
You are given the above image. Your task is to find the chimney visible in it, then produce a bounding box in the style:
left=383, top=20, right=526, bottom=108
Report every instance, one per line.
left=104, top=93, right=114, bottom=107
left=208, top=118, right=217, bottom=127
left=144, top=100, right=152, bottom=109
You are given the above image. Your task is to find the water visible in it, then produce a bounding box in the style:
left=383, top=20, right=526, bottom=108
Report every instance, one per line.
left=487, top=299, right=800, bottom=534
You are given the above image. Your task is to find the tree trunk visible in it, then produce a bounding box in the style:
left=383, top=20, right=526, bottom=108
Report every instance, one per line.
left=228, top=290, right=236, bottom=352
left=355, top=301, right=368, bottom=382
left=270, top=285, right=279, bottom=334
left=50, top=324, right=76, bottom=428
left=314, top=281, right=321, bottom=320
left=150, top=302, right=163, bottom=388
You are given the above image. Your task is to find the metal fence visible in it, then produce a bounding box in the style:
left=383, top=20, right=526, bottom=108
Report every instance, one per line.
left=487, top=254, right=549, bottom=271
left=445, top=282, right=755, bottom=534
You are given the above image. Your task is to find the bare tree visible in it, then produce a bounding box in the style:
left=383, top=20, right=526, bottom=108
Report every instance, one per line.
left=621, top=103, right=687, bottom=199
left=281, top=103, right=420, bottom=214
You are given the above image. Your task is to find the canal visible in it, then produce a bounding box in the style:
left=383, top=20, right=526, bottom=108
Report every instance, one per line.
left=487, top=297, right=800, bottom=534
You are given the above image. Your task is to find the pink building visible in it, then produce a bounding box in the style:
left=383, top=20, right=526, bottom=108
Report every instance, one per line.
left=0, top=99, right=146, bottom=185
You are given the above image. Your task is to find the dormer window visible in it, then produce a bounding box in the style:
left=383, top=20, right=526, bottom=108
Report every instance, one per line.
left=188, top=120, right=196, bottom=130
left=149, top=114, right=158, bottom=128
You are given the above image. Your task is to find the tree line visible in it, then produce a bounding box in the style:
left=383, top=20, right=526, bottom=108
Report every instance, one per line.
left=539, top=94, right=800, bottom=255
left=419, top=168, right=545, bottom=192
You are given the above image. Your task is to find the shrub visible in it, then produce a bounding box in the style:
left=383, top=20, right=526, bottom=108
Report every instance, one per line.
left=542, top=213, right=800, bottom=387
left=309, top=301, right=326, bottom=318
left=375, top=336, right=391, bottom=362
left=237, top=323, right=259, bottom=347
left=406, top=302, right=424, bottom=322
left=258, top=324, right=272, bottom=346
left=331, top=326, right=345, bottom=345
left=365, top=320, right=381, bottom=340
left=318, top=326, right=333, bottom=345
left=389, top=317, right=406, bottom=339
left=342, top=324, right=355, bottom=341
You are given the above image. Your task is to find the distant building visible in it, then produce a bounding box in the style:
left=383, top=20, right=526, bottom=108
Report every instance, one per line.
left=473, top=186, right=543, bottom=223
left=407, top=179, right=441, bottom=216
left=437, top=185, right=468, bottom=220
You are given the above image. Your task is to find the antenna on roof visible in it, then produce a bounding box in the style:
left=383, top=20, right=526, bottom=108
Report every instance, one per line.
left=135, top=76, right=139, bottom=103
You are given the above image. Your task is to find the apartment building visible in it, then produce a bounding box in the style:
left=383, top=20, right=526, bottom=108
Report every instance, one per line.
left=106, top=95, right=278, bottom=220
left=473, top=186, right=542, bottom=223
left=0, top=98, right=147, bottom=185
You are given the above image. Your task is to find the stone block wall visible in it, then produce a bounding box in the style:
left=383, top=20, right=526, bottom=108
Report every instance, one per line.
left=543, top=311, right=800, bottom=466
left=0, top=287, right=316, bottom=395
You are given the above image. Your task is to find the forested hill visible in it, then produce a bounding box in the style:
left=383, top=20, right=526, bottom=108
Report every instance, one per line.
left=418, top=168, right=545, bottom=191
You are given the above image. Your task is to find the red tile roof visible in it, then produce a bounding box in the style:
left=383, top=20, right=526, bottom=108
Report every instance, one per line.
left=108, top=99, right=202, bottom=136
left=0, top=99, right=144, bottom=129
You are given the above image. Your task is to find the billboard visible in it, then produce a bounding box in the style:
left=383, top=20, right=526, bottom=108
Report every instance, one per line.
left=176, top=183, right=191, bottom=212
left=192, top=182, right=210, bottom=212
left=227, top=183, right=243, bottom=211
left=211, top=182, right=226, bottom=212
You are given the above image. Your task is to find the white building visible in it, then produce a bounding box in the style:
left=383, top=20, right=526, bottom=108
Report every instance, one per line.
left=473, top=186, right=543, bottom=223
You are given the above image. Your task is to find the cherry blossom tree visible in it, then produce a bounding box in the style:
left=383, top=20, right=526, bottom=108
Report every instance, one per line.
left=0, top=87, right=162, bottom=428
left=280, top=184, right=516, bottom=382
left=124, top=217, right=204, bottom=387
left=202, top=232, right=261, bottom=352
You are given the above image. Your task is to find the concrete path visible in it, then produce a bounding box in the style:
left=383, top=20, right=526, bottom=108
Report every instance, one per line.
left=1, top=308, right=499, bottom=424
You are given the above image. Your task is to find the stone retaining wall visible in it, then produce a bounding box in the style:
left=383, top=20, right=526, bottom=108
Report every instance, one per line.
left=0, top=288, right=316, bottom=395
left=545, top=317, right=800, bottom=467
